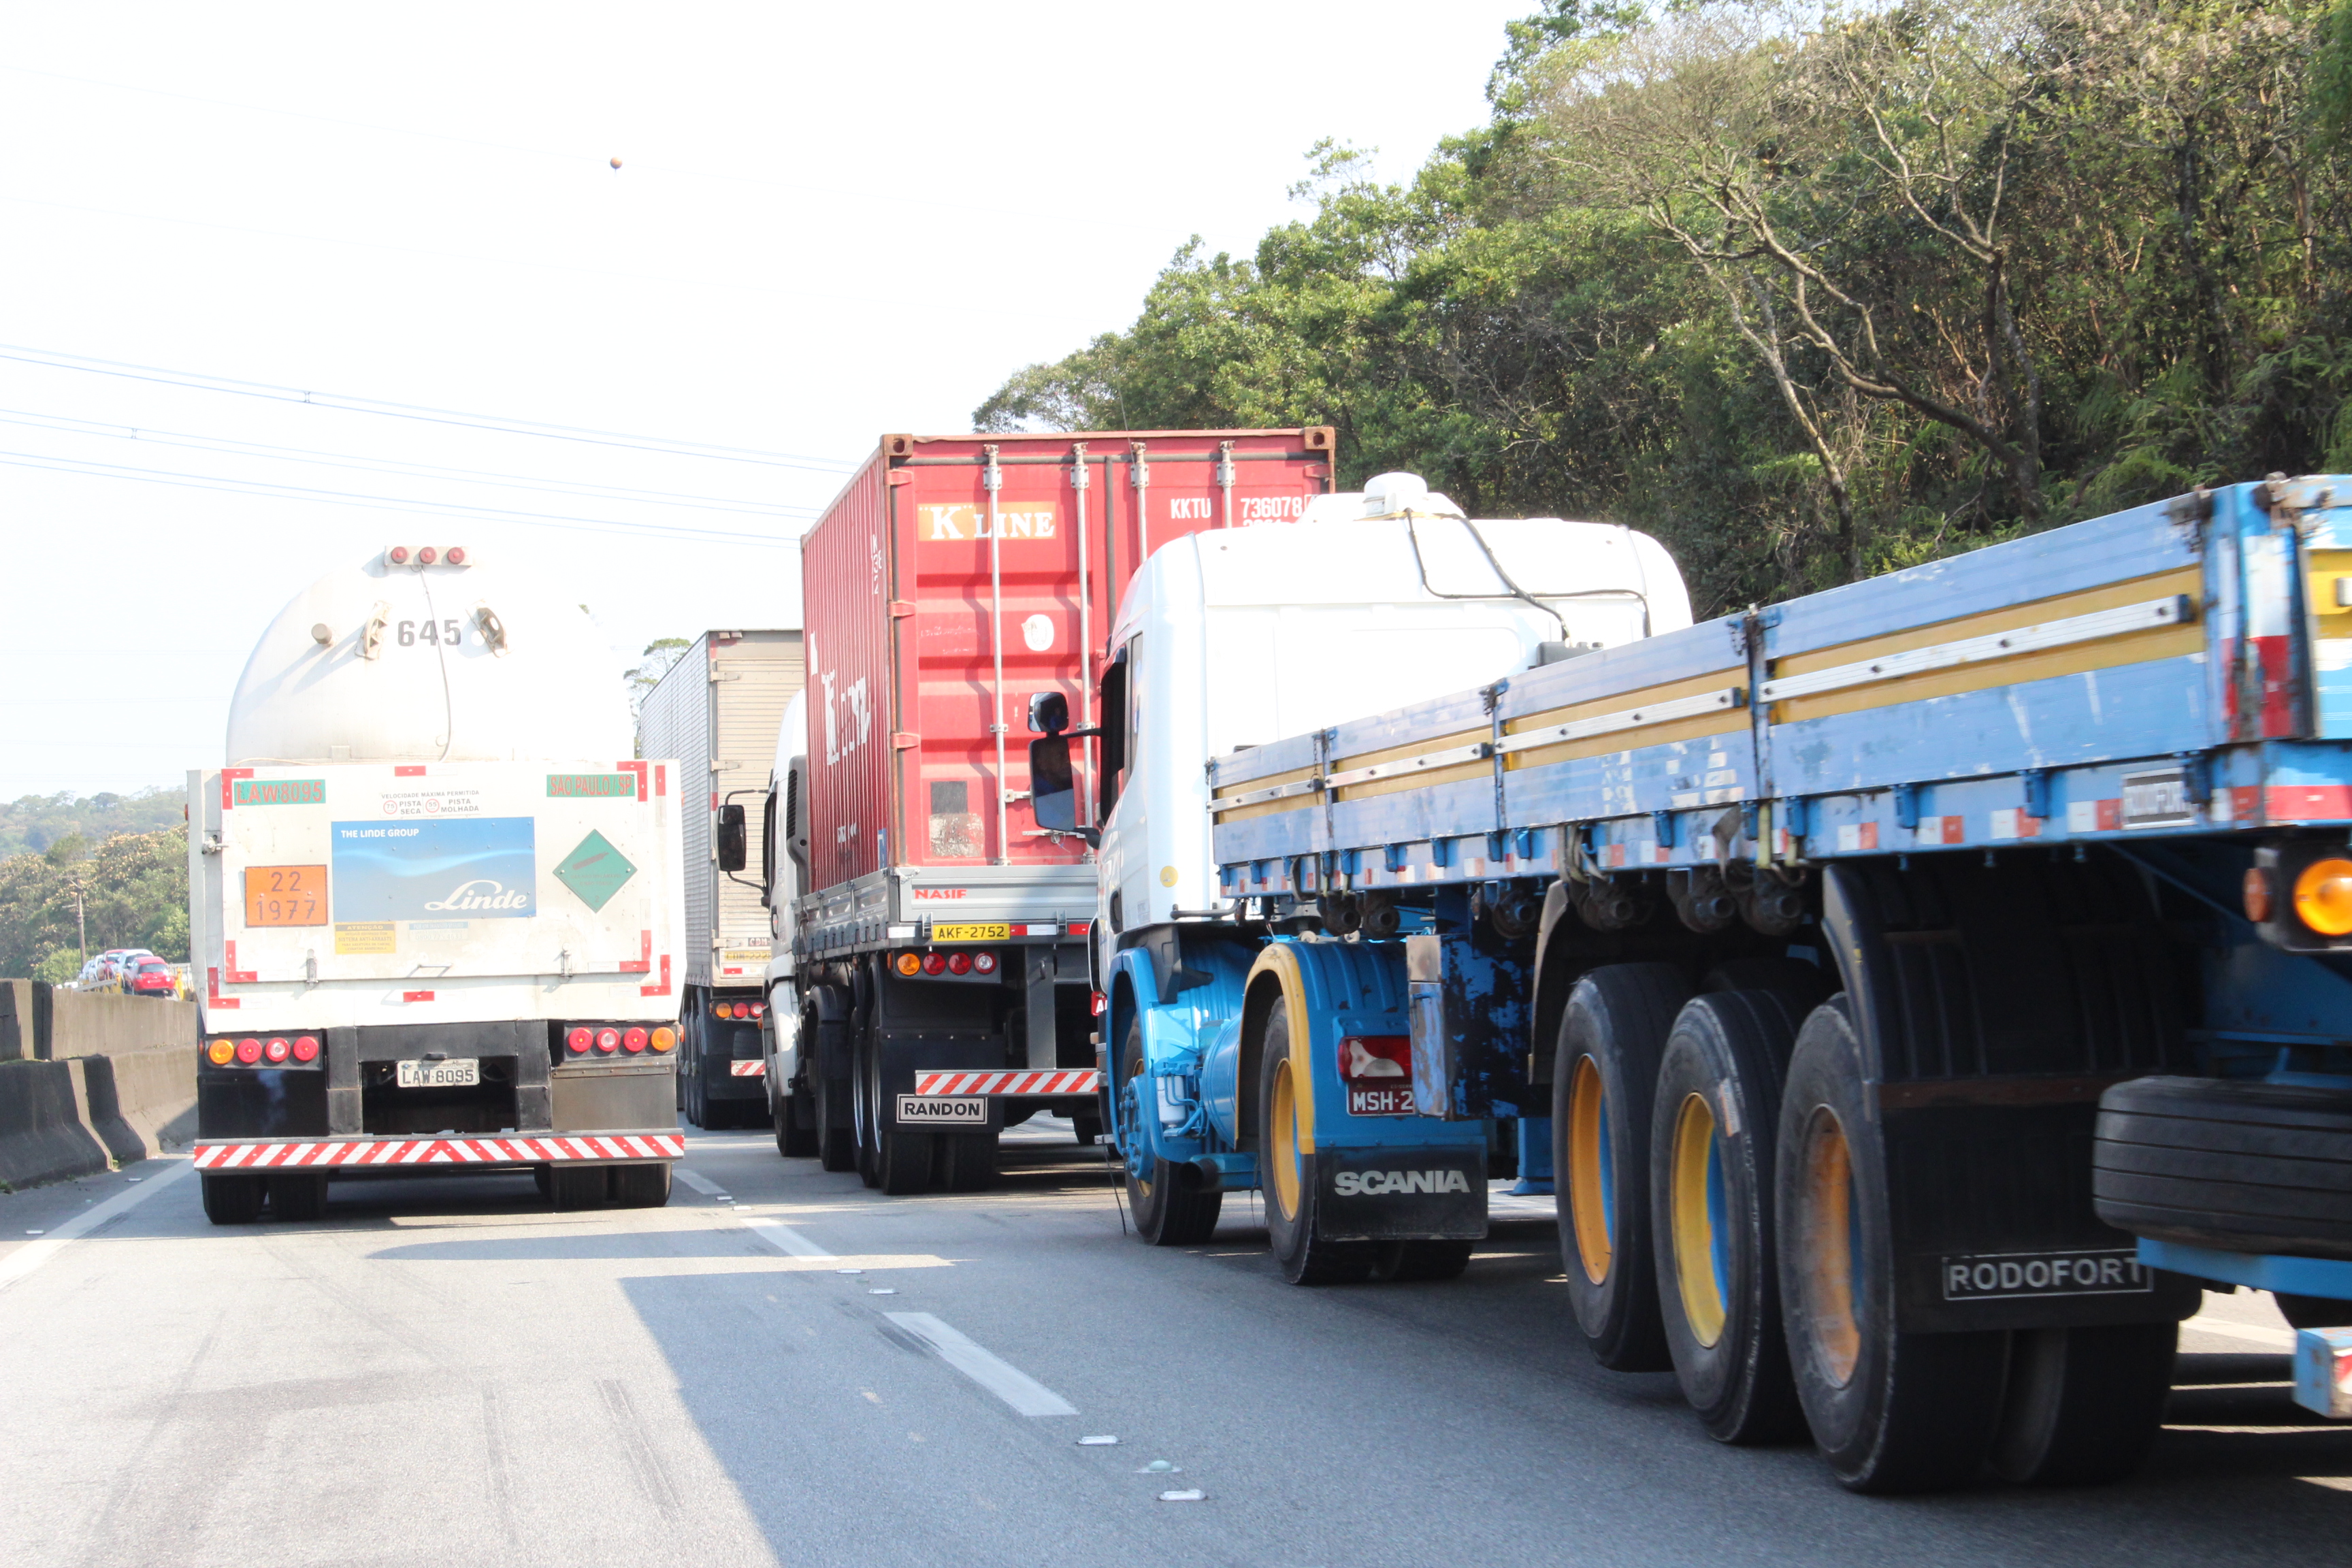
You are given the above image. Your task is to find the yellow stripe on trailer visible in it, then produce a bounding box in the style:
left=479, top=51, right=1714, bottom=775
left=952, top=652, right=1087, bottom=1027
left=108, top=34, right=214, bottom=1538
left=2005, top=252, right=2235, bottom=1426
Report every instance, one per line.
left=1502, top=669, right=1750, bottom=771
left=1211, top=762, right=1320, bottom=824
left=1328, top=728, right=1492, bottom=803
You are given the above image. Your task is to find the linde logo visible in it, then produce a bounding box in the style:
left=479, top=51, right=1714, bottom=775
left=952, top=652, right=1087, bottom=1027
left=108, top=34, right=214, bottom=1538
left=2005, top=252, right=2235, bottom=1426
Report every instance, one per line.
left=911, top=887, right=968, bottom=901
left=423, top=879, right=531, bottom=913
left=1333, top=1169, right=1471, bottom=1197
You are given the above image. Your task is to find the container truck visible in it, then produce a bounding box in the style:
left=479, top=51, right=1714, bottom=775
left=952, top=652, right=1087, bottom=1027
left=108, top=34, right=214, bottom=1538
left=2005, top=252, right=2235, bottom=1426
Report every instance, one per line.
left=187, top=542, right=688, bottom=1222
left=1032, top=471, right=2352, bottom=1494
left=778, top=427, right=1335, bottom=1193
left=634, top=628, right=805, bottom=1129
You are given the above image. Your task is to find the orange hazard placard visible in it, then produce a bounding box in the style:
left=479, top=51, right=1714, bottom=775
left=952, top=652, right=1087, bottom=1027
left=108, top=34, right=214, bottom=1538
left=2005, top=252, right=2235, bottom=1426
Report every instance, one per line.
left=244, top=866, right=327, bottom=927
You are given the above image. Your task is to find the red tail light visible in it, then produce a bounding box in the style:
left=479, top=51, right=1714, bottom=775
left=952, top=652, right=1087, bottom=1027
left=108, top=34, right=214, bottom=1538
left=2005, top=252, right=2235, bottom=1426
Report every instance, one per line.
left=749, top=1002, right=765, bottom=1018
left=444, top=546, right=467, bottom=565
left=595, top=1028, right=621, bottom=1054
left=235, top=1037, right=263, bottom=1064
left=947, top=951, right=972, bottom=975
left=1338, top=1035, right=1411, bottom=1082
left=921, top=952, right=947, bottom=975
left=417, top=545, right=440, bottom=565
left=292, top=1035, right=320, bottom=1063
left=387, top=544, right=410, bottom=565
left=973, top=951, right=998, bottom=975
left=622, top=1028, right=649, bottom=1054
left=566, top=1027, right=592, bottom=1054
left=263, top=1037, right=291, bottom=1064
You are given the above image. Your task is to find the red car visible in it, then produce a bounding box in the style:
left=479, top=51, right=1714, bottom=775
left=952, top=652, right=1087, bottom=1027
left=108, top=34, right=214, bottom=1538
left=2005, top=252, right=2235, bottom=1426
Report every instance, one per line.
left=123, top=957, right=179, bottom=998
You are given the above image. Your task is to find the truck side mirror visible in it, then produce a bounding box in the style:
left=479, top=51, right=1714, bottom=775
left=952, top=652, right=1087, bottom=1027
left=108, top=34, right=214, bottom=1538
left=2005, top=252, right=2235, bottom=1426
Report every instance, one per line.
left=1028, top=691, right=1069, bottom=736
left=1028, top=735, right=1095, bottom=844
left=717, top=802, right=748, bottom=871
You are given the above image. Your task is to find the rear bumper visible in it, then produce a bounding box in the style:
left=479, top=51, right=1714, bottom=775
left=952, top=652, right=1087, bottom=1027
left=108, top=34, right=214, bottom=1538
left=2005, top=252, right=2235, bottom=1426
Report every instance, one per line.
left=193, top=1131, right=684, bottom=1171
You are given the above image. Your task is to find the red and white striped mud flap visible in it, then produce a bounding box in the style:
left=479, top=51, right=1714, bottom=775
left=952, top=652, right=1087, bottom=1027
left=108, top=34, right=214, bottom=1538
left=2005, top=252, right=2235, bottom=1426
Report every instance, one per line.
left=912, top=1070, right=1102, bottom=1096
left=729, top=1061, right=766, bottom=1077
left=191, top=1132, right=687, bottom=1170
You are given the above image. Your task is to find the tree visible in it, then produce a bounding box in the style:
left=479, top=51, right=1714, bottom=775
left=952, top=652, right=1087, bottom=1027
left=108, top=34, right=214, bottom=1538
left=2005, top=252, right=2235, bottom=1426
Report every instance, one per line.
left=625, top=638, right=693, bottom=719
left=0, top=826, right=188, bottom=978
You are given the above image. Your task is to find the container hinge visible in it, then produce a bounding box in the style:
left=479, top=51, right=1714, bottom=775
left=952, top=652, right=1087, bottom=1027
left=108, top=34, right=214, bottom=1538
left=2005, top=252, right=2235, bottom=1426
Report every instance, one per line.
left=892, top=732, right=921, bottom=749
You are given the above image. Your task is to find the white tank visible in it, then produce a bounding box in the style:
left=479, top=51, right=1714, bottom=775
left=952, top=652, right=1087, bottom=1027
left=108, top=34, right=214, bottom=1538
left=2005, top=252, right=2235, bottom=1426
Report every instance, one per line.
left=225, top=543, right=632, bottom=766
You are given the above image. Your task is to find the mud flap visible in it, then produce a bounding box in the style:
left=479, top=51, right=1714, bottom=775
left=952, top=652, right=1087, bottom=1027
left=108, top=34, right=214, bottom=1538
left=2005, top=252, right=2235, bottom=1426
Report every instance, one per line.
left=1312, top=1145, right=1488, bottom=1241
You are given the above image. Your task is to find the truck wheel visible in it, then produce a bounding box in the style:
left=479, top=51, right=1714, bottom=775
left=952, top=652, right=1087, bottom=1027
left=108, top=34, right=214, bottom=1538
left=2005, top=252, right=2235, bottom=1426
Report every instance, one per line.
left=201, top=1173, right=264, bottom=1225
left=1777, top=999, right=2008, bottom=1492
left=1259, top=1004, right=1372, bottom=1284
left=853, top=1035, right=883, bottom=1188
left=1553, top=962, right=1689, bottom=1370
left=1989, top=1322, right=2176, bottom=1485
left=815, top=1073, right=857, bottom=1173
left=1701, top=956, right=1835, bottom=1015
left=937, top=1133, right=999, bottom=1193
left=777, top=1092, right=819, bottom=1158
left=270, top=1173, right=330, bottom=1223
left=1650, top=991, right=1808, bottom=1444
left=549, top=1164, right=606, bottom=1211
left=612, top=1163, right=672, bottom=1208
left=1371, top=1240, right=1473, bottom=1281
left=877, top=1129, right=934, bottom=1196
left=1121, top=1016, right=1222, bottom=1245
left=1072, top=1111, right=1102, bottom=1147
left=2094, top=1075, right=2352, bottom=1259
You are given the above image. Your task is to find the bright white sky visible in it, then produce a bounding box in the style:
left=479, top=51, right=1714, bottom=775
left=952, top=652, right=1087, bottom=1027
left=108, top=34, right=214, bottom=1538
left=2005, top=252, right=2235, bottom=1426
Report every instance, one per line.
left=0, top=1, right=1531, bottom=798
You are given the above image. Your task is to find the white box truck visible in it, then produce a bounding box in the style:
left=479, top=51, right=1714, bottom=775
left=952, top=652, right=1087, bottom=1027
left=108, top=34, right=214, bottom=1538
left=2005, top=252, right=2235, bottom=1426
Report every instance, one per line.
left=633, top=629, right=805, bottom=1130
left=187, top=542, right=688, bottom=1223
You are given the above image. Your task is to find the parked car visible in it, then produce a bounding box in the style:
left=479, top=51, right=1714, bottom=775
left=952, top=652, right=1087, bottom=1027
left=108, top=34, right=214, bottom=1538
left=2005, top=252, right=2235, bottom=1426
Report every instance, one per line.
left=122, top=957, right=179, bottom=999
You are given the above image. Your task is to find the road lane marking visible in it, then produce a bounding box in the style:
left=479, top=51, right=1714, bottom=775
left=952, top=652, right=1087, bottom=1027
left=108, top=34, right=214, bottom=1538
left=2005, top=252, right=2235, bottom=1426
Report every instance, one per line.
left=742, top=1217, right=834, bottom=1258
left=2182, top=1314, right=2297, bottom=1350
left=885, top=1311, right=1077, bottom=1416
left=0, top=1158, right=193, bottom=1293
left=674, top=1168, right=729, bottom=1198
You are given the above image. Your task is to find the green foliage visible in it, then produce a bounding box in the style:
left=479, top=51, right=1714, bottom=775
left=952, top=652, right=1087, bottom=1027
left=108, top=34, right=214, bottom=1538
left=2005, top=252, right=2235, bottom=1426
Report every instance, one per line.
left=0, top=787, right=184, bottom=860
left=626, top=637, right=693, bottom=721
left=0, top=827, right=189, bottom=979
left=977, top=0, right=2352, bottom=617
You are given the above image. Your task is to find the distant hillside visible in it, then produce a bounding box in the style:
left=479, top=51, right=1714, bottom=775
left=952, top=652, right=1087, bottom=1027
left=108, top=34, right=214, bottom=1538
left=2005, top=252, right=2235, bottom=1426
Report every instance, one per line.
left=0, top=788, right=185, bottom=860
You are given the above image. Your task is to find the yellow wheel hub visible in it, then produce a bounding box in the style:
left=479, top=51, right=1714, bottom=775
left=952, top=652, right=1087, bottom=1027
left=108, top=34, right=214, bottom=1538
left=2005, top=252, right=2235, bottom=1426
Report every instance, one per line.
left=1669, top=1092, right=1730, bottom=1348
left=1566, top=1056, right=1614, bottom=1285
left=1795, top=1108, right=1862, bottom=1386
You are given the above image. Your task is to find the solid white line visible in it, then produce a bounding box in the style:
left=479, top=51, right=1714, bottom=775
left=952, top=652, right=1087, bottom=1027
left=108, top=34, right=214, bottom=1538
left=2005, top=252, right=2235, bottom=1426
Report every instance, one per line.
left=2182, top=1314, right=2298, bottom=1351
left=0, top=1159, right=194, bottom=1294
left=886, top=1311, right=1078, bottom=1417
left=673, top=1168, right=728, bottom=1198
left=741, top=1217, right=834, bottom=1258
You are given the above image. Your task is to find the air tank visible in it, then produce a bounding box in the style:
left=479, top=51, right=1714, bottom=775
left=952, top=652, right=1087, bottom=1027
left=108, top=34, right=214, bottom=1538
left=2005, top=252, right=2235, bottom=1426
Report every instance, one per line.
left=224, top=544, right=632, bottom=766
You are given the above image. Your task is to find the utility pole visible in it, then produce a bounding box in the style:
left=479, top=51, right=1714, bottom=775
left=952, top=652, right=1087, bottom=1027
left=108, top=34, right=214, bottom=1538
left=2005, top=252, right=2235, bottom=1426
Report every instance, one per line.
left=67, top=875, right=89, bottom=966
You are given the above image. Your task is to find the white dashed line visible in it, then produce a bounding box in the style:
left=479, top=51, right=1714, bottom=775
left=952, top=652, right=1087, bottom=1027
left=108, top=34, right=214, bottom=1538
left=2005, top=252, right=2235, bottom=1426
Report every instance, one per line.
left=885, top=1312, right=1077, bottom=1417
left=674, top=1168, right=729, bottom=1198
left=741, top=1218, right=834, bottom=1258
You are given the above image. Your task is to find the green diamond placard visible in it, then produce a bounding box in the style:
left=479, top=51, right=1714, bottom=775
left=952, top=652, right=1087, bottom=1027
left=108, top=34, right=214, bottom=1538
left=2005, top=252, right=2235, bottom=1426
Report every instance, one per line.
left=554, top=830, right=636, bottom=912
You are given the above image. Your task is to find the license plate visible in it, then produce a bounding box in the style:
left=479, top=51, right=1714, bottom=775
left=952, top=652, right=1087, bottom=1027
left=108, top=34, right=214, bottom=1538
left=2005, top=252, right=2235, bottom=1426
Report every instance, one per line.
left=932, top=923, right=1011, bottom=943
left=396, top=1058, right=480, bottom=1089
left=897, top=1094, right=987, bottom=1125
left=1347, top=1083, right=1416, bottom=1117
left=2121, top=768, right=2198, bottom=829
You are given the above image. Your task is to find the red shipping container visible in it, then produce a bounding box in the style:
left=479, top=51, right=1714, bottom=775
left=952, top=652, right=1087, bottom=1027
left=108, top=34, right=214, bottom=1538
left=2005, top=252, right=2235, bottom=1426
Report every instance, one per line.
left=801, top=429, right=1335, bottom=892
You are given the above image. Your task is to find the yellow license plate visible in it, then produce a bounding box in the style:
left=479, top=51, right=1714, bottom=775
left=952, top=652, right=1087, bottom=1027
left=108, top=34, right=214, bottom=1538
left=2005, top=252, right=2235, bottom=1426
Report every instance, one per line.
left=932, top=922, right=1011, bottom=942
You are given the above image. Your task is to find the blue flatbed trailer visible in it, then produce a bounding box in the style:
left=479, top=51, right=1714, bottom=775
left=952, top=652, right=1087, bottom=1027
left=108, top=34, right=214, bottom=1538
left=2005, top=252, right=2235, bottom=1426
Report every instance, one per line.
left=1097, top=475, right=2352, bottom=1490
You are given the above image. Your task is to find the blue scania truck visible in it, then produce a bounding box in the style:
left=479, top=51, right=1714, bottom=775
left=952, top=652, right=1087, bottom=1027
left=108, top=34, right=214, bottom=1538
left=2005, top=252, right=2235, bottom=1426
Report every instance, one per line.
left=1019, top=471, right=2352, bottom=1492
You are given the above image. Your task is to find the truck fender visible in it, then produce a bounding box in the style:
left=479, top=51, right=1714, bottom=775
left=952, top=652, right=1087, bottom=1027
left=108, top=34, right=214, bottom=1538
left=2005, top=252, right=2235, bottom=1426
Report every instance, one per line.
left=1529, top=877, right=1578, bottom=1089
left=765, top=1002, right=802, bottom=1102
left=1104, top=940, right=1249, bottom=1170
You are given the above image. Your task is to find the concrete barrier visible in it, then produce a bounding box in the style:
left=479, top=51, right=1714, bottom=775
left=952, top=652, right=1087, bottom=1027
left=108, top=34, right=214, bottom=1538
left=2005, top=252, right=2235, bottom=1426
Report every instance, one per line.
left=84, top=1047, right=199, bottom=1160
left=0, top=979, right=48, bottom=1061
left=0, top=979, right=201, bottom=1189
left=47, top=990, right=197, bottom=1059
left=0, top=1059, right=110, bottom=1190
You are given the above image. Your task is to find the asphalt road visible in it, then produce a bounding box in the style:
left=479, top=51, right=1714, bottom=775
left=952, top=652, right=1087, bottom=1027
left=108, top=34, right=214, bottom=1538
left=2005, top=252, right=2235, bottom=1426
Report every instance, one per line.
left=2, top=1123, right=2347, bottom=1568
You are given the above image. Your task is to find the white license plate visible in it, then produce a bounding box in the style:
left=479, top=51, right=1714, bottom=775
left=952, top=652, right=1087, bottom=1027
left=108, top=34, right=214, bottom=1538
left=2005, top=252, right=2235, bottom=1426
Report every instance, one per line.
left=896, top=1094, right=987, bottom=1126
left=1347, top=1083, right=1416, bottom=1117
left=396, top=1058, right=480, bottom=1089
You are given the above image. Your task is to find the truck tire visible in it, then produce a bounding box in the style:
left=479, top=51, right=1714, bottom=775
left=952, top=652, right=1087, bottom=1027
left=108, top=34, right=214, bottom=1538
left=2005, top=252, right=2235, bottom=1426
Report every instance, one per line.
left=1259, top=1004, right=1373, bottom=1284
left=548, top=1164, right=606, bottom=1211
left=1777, top=999, right=2008, bottom=1492
left=877, top=1129, right=934, bottom=1196
left=1989, top=1322, right=2176, bottom=1485
left=936, top=1133, right=998, bottom=1193
left=2093, top=1075, right=2352, bottom=1260
left=1120, top=1016, right=1221, bottom=1245
left=1700, top=956, right=1835, bottom=1015
left=1650, top=990, right=1808, bottom=1445
left=776, top=1092, right=818, bottom=1158
left=1371, top=1240, right=1473, bottom=1281
left=853, top=1032, right=884, bottom=1188
left=612, top=1162, right=672, bottom=1208
left=201, top=1173, right=264, bottom=1225
left=1553, top=962, right=1689, bottom=1370
left=270, top=1173, right=330, bottom=1223
left=815, top=1071, right=856, bottom=1173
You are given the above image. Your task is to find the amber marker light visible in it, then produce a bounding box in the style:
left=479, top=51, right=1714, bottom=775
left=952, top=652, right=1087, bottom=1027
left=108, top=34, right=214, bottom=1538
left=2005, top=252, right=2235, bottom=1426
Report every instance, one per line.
left=894, top=951, right=922, bottom=977
left=651, top=1026, right=676, bottom=1053
left=2294, top=857, right=2352, bottom=936
left=2244, top=868, right=2275, bottom=924
left=208, top=1039, right=235, bottom=1066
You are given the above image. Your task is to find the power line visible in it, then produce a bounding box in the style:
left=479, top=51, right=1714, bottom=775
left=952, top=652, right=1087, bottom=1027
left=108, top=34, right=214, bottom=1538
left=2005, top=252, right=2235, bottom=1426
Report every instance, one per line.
left=0, top=344, right=855, bottom=472
left=0, top=408, right=812, bottom=518
left=0, top=448, right=803, bottom=547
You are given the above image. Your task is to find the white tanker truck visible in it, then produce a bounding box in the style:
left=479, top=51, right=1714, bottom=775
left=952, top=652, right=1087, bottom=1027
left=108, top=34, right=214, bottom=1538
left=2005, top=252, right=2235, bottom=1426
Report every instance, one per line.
left=184, top=542, right=687, bottom=1223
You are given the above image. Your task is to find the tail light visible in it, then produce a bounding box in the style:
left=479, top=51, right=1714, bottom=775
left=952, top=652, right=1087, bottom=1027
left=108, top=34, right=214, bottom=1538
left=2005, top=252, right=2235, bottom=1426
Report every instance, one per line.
left=595, top=1028, right=621, bottom=1054
left=749, top=1002, right=765, bottom=1019
left=444, top=545, right=467, bottom=565
left=947, top=951, right=972, bottom=975
left=2296, top=857, right=2352, bottom=936
left=622, top=1028, right=649, bottom=1054
left=386, top=544, right=410, bottom=565
left=292, top=1035, right=320, bottom=1063
left=1338, top=1035, right=1410, bottom=1082
left=566, top=1027, right=592, bottom=1054
left=651, top=1026, right=676, bottom=1053
left=894, top=951, right=921, bottom=977
left=973, top=951, right=998, bottom=975
left=263, top=1037, right=291, bottom=1064
left=235, top=1038, right=263, bottom=1065
left=921, top=952, right=947, bottom=975
left=712, top=1002, right=733, bottom=1019
left=207, top=1039, right=235, bottom=1066
left=417, top=545, right=440, bottom=565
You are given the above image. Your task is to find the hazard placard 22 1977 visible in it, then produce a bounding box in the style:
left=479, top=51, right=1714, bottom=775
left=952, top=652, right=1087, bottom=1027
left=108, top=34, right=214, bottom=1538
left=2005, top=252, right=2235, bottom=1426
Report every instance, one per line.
left=245, top=866, right=327, bottom=926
